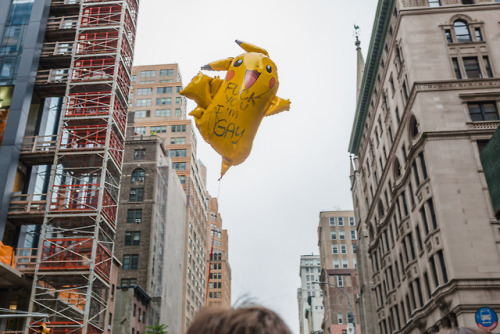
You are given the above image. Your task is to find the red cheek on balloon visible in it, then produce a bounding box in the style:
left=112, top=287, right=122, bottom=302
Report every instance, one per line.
left=269, top=77, right=275, bottom=89
left=226, top=70, right=234, bottom=81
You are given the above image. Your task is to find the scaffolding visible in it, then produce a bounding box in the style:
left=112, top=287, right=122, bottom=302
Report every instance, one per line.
left=25, top=0, right=138, bottom=333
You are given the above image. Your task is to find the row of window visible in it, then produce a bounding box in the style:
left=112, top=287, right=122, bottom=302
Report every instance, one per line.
left=428, top=0, right=496, bottom=7
left=208, top=292, right=222, bottom=299
left=332, top=244, right=357, bottom=255
left=328, top=216, right=355, bottom=226
left=208, top=282, right=222, bottom=289
left=134, top=125, right=186, bottom=135
left=330, top=230, right=357, bottom=240
left=332, top=258, right=356, bottom=269
left=136, top=97, right=183, bottom=106
left=136, top=86, right=182, bottom=95
left=302, top=259, right=320, bottom=266
left=135, top=108, right=182, bottom=118
left=139, top=69, right=175, bottom=77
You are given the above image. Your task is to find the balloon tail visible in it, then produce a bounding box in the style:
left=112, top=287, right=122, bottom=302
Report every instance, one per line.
left=219, top=160, right=231, bottom=180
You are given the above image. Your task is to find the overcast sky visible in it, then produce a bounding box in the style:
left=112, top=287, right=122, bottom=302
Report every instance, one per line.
left=133, top=0, right=378, bottom=332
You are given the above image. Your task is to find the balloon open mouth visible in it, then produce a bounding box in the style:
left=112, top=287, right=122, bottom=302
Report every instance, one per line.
left=244, top=70, right=261, bottom=89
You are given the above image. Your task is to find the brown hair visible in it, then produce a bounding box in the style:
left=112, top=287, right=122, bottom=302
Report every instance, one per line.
left=186, top=306, right=292, bottom=334
left=439, top=328, right=490, bottom=334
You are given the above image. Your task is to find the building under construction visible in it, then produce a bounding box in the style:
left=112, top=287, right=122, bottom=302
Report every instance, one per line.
left=0, top=0, right=139, bottom=333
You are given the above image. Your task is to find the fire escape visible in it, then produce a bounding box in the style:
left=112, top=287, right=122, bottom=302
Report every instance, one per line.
left=13, top=0, right=139, bottom=333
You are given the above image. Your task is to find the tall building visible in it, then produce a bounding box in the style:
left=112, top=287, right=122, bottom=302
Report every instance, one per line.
left=112, top=133, right=186, bottom=333
left=317, top=211, right=360, bottom=334
left=129, top=64, right=210, bottom=331
left=348, top=1, right=500, bottom=334
left=0, top=0, right=139, bottom=333
left=206, top=196, right=231, bottom=308
left=297, top=254, right=324, bottom=334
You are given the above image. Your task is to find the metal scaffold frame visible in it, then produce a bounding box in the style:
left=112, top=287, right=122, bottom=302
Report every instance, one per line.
left=25, top=0, right=139, bottom=333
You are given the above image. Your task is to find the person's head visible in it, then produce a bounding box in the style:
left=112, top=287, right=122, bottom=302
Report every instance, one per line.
left=186, top=305, right=292, bottom=334
left=439, top=328, right=490, bottom=334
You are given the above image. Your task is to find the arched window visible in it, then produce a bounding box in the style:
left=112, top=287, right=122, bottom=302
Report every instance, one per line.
left=131, top=168, right=146, bottom=182
left=454, top=20, right=471, bottom=42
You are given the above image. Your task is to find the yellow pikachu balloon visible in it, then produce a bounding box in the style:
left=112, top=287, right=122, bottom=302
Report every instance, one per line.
left=181, top=40, right=291, bottom=178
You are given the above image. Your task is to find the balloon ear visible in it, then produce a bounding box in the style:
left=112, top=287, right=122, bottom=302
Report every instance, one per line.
left=201, top=57, right=234, bottom=71
left=235, top=40, right=269, bottom=56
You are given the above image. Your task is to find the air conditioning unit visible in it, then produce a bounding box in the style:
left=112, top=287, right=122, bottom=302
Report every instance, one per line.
left=138, top=177, right=145, bottom=182
left=139, top=315, right=143, bottom=322
left=135, top=218, right=141, bottom=223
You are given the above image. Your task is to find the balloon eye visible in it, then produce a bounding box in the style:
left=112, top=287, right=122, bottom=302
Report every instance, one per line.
left=234, top=59, right=243, bottom=67
left=266, top=65, right=272, bottom=73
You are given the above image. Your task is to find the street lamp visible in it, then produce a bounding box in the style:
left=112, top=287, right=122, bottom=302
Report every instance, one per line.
left=313, top=281, right=356, bottom=334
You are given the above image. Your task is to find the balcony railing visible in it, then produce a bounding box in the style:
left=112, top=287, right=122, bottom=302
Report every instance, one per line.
left=41, top=42, right=74, bottom=57
left=21, top=135, right=58, bottom=153
left=15, top=248, right=37, bottom=274
left=9, top=194, right=47, bottom=216
left=36, top=69, right=70, bottom=85
left=46, top=16, right=78, bottom=31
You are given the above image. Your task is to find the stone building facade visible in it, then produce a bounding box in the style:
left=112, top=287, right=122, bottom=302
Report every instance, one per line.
left=113, top=134, right=186, bottom=333
left=348, top=1, right=500, bottom=334
left=130, top=64, right=210, bottom=331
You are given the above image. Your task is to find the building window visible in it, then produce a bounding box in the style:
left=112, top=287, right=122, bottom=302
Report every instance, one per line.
left=338, top=217, right=344, bottom=226
left=175, top=108, right=181, bottom=116
left=329, top=217, right=336, bottom=226
left=483, top=56, right=493, bottom=77
left=123, top=255, right=139, bottom=270
left=331, top=231, right=337, bottom=240
left=125, top=231, right=141, bottom=246
left=176, top=86, right=182, bottom=93
left=159, top=69, right=174, bottom=76
left=463, top=57, right=482, bottom=78
left=173, top=162, right=186, bottom=170
left=337, top=313, right=343, bottom=324
left=342, top=259, right=348, bottom=268
left=428, top=0, right=440, bottom=6
left=468, top=102, right=499, bottom=121
left=452, top=58, right=462, bottom=79
left=337, top=275, right=344, bottom=287
left=176, top=97, right=182, bottom=104
left=332, top=245, right=339, bottom=254
left=129, top=188, right=144, bottom=202
left=462, top=0, right=474, bottom=3
left=134, top=149, right=145, bottom=160
left=131, top=168, right=146, bottom=182
left=340, top=245, right=347, bottom=254
left=157, top=87, right=172, bottom=94
left=136, top=99, right=152, bottom=107
left=351, top=230, right=357, bottom=240
left=170, top=137, right=186, bottom=144
left=127, top=209, right=142, bottom=223
left=156, top=97, right=171, bottom=105
left=170, top=149, right=187, bottom=157
left=339, top=231, right=345, bottom=240
left=445, top=29, right=453, bottom=43
left=120, top=278, right=137, bottom=286
left=140, top=70, right=155, bottom=77
left=333, top=259, right=340, bottom=269
left=136, top=88, right=152, bottom=95
left=135, top=110, right=150, bottom=118
left=474, top=28, right=483, bottom=41
left=150, top=126, right=167, bottom=133
left=155, top=109, right=171, bottom=117
left=134, top=127, right=146, bottom=135
left=349, top=217, right=355, bottom=226
left=454, top=20, right=471, bottom=42
left=172, top=124, right=186, bottom=132
left=179, top=175, right=186, bottom=184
